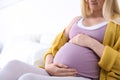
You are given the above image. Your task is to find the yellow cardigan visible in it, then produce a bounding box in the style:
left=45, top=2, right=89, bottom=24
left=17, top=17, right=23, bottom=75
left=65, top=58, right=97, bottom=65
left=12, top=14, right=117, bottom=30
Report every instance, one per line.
left=44, top=21, right=120, bottom=80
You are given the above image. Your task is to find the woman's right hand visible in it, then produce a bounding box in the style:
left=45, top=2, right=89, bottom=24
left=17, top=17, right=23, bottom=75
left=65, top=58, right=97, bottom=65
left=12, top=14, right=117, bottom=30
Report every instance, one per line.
left=45, top=63, right=78, bottom=76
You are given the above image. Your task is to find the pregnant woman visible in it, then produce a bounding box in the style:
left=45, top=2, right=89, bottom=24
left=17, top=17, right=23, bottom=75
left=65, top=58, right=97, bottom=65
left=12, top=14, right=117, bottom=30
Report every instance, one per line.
left=53, top=17, right=108, bottom=79
left=0, top=0, right=120, bottom=80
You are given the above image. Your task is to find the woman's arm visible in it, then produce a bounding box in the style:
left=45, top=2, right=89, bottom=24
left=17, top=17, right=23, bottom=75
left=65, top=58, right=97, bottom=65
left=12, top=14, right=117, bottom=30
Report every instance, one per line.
left=45, top=54, right=54, bottom=65
left=69, top=33, right=120, bottom=79
left=44, top=16, right=80, bottom=76
left=45, top=54, right=77, bottom=76
left=69, top=34, right=104, bottom=57
left=68, top=21, right=120, bottom=79
left=87, top=37, right=104, bottom=57
left=44, top=16, right=80, bottom=60
left=98, top=46, right=120, bottom=79
left=64, top=16, right=80, bottom=41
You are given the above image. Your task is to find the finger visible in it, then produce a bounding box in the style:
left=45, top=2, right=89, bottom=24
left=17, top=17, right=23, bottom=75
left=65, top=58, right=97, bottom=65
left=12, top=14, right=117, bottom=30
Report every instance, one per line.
left=57, top=71, right=77, bottom=76
left=54, top=63, right=68, bottom=68
left=60, top=68, right=78, bottom=73
left=53, top=68, right=78, bottom=76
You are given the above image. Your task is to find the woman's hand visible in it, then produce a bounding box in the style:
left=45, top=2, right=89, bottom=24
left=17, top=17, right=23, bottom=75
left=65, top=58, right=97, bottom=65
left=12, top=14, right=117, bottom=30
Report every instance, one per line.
left=69, top=34, right=104, bottom=57
left=45, top=63, right=78, bottom=76
left=69, top=34, right=93, bottom=47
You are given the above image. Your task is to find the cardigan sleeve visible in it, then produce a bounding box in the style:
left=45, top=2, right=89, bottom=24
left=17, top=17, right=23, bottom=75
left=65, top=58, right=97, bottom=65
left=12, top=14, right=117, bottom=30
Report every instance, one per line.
left=43, top=29, right=67, bottom=62
left=98, top=46, right=120, bottom=77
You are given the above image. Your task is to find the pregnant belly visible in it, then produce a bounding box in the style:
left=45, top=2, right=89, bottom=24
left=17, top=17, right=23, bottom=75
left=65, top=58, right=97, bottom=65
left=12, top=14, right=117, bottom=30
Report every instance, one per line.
left=53, top=42, right=100, bottom=79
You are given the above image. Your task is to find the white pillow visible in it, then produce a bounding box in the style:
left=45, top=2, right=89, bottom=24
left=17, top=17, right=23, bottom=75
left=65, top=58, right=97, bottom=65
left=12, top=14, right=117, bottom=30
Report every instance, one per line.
left=33, top=33, right=57, bottom=67
left=0, top=35, right=43, bottom=68
left=33, top=48, right=48, bottom=67
left=0, top=33, right=56, bottom=68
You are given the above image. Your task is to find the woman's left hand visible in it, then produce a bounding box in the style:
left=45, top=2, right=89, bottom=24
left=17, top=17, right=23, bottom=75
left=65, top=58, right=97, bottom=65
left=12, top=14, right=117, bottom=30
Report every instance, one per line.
left=69, top=34, right=94, bottom=48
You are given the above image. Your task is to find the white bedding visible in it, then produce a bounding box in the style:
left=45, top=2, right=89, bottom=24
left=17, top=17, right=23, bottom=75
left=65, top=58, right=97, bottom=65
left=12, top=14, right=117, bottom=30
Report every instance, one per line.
left=0, top=33, right=56, bottom=68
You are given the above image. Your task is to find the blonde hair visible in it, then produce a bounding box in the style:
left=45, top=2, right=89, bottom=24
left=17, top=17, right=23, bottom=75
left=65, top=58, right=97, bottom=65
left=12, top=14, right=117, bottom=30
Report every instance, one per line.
left=81, top=0, right=120, bottom=24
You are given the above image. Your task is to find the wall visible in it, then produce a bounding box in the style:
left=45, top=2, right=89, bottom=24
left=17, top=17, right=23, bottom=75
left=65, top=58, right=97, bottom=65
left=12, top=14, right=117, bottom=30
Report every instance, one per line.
left=0, top=0, right=120, bottom=44
left=0, top=0, right=80, bottom=43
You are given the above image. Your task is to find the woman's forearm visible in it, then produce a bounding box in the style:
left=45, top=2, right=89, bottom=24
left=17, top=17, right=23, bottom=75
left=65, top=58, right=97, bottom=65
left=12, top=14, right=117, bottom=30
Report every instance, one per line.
left=45, top=54, right=54, bottom=66
left=89, top=39, right=104, bottom=58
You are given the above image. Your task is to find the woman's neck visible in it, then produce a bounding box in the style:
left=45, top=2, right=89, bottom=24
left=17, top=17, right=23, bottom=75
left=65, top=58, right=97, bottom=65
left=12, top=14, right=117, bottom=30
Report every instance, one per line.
left=90, top=9, right=103, bottom=18
left=83, top=14, right=106, bottom=27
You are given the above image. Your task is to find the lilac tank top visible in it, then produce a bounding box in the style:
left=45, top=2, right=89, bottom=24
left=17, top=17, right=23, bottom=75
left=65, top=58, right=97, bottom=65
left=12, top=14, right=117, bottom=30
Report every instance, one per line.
left=53, top=18, right=107, bottom=79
